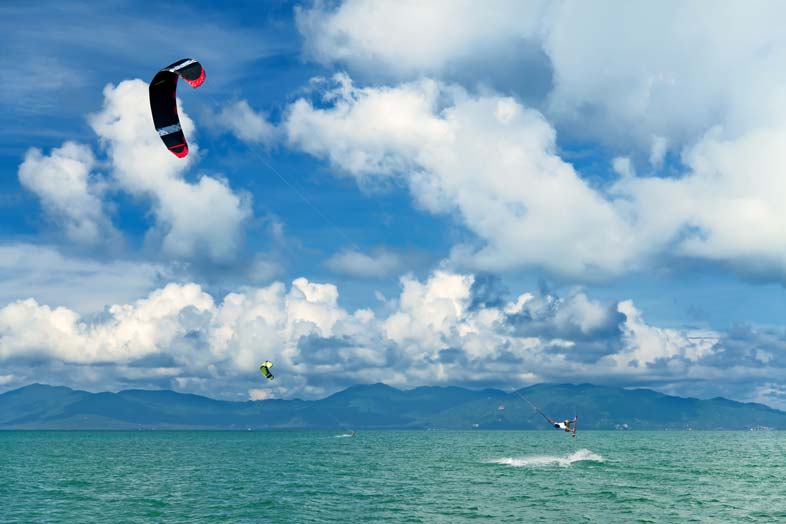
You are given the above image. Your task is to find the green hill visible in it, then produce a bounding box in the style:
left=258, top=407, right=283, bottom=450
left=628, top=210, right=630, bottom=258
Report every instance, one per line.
left=1, top=382, right=783, bottom=430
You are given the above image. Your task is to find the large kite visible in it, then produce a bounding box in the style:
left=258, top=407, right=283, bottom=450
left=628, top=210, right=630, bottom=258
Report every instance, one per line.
left=149, top=58, right=205, bottom=158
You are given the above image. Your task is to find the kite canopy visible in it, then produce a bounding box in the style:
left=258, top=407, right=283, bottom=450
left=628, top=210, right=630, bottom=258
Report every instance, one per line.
left=260, top=361, right=274, bottom=381
left=149, top=58, right=205, bottom=158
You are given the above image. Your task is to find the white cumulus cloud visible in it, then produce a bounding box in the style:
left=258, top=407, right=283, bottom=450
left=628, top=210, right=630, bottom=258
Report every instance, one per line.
left=211, top=100, right=278, bottom=145
left=18, top=142, right=119, bottom=246
left=296, top=0, right=545, bottom=79
left=325, top=248, right=403, bottom=278
left=286, top=76, right=636, bottom=276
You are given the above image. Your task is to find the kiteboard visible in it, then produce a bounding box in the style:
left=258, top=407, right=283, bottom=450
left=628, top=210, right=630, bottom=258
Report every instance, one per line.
left=573, top=416, right=578, bottom=437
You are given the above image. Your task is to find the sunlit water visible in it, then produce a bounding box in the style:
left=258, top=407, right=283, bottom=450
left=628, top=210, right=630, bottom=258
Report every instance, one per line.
left=2, top=431, right=785, bottom=523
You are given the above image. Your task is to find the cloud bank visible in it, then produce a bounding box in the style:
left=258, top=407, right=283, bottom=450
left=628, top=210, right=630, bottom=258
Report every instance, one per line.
left=2, top=269, right=782, bottom=408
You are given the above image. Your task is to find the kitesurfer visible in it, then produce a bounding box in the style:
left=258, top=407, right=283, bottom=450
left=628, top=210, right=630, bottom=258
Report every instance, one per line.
left=522, top=396, right=577, bottom=436
left=552, top=418, right=576, bottom=433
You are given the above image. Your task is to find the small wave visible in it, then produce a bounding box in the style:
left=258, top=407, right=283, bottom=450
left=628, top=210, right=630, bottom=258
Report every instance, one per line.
left=334, top=433, right=356, bottom=438
left=491, top=448, right=604, bottom=468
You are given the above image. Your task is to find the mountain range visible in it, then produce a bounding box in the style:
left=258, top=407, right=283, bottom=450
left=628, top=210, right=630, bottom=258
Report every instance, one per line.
left=1, top=382, right=783, bottom=430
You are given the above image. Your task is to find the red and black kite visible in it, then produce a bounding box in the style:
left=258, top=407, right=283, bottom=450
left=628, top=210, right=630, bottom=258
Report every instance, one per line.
left=149, top=58, right=205, bottom=158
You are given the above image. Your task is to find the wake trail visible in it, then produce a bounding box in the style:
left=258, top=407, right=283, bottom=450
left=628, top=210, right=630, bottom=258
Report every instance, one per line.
left=491, top=449, right=604, bottom=468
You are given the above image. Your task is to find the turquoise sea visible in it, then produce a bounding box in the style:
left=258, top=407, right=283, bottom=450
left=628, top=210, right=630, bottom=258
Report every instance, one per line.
left=2, top=430, right=785, bottom=523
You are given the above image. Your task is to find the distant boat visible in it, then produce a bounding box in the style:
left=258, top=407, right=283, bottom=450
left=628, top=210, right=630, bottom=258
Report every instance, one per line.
left=497, top=405, right=505, bottom=411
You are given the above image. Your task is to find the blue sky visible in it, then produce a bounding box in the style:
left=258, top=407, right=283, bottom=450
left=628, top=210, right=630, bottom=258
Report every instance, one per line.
left=2, top=0, right=786, bottom=408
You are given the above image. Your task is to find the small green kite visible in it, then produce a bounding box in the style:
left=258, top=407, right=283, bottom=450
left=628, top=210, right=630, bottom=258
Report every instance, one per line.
left=260, top=361, right=274, bottom=381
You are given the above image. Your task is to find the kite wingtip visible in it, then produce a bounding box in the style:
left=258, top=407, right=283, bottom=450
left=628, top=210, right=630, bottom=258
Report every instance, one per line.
left=185, top=69, right=206, bottom=89
left=169, top=146, right=189, bottom=158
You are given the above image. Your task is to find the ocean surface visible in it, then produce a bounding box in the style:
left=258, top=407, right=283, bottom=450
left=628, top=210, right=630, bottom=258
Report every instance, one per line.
left=2, top=430, right=785, bottom=523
